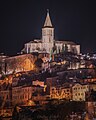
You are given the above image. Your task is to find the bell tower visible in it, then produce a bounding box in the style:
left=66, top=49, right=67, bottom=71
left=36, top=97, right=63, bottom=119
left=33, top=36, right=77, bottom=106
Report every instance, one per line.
left=42, top=10, right=54, bottom=53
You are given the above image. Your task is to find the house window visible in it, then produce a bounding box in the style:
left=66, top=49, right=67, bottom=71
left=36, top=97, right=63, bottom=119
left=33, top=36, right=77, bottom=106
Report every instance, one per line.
left=74, top=88, right=77, bottom=90
left=6, top=95, right=8, bottom=99
left=52, top=88, right=54, bottom=91
left=67, top=89, right=69, bottom=92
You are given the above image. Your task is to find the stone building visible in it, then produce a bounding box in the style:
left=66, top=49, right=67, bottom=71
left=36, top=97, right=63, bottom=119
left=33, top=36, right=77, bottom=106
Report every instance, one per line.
left=12, top=84, right=45, bottom=106
left=0, top=54, right=37, bottom=74
left=0, top=52, right=51, bottom=74
left=22, top=10, right=80, bottom=56
left=50, top=86, right=71, bottom=100
left=72, top=83, right=89, bottom=101
left=0, top=83, right=12, bottom=108
left=12, top=85, right=32, bottom=105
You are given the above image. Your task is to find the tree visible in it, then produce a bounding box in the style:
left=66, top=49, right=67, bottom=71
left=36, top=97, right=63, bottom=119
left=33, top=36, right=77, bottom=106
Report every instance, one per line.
left=62, top=44, right=65, bottom=53
left=58, top=46, right=61, bottom=54
left=65, top=44, right=68, bottom=52
left=34, top=58, right=43, bottom=68
left=52, top=44, right=57, bottom=54
left=12, top=105, right=19, bottom=120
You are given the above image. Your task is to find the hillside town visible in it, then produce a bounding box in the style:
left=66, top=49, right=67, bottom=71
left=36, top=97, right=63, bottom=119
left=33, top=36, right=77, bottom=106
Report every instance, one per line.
left=0, top=11, right=96, bottom=120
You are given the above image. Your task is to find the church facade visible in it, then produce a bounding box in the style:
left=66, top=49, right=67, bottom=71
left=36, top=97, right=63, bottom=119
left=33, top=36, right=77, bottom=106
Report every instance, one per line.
left=22, top=11, right=80, bottom=55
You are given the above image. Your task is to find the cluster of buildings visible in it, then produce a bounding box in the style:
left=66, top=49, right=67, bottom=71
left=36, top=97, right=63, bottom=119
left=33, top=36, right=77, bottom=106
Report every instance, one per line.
left=1, top=72, right=96, bottom=119
left=0, top=65, right=96, bottom=107
left=0, top=10, right=96, bottom=119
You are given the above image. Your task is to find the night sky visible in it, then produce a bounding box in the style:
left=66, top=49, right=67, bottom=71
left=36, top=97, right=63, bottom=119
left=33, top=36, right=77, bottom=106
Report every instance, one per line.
left=0, top=0, right=96, bottom=56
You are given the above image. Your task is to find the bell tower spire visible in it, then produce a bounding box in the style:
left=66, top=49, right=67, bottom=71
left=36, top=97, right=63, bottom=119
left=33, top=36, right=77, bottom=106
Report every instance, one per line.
left=42, top=10, right=54, bottom=53
left=44, top=9, right=53, bottom=27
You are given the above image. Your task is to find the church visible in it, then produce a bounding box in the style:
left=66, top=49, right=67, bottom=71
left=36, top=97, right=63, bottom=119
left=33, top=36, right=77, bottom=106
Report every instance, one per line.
left=22, top=10, right=80, bottom=55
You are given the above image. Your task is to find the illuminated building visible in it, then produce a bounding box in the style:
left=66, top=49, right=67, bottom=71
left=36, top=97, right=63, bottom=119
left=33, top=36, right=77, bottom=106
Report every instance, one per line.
left=32, top=80, right=44, bottom=87
left=0, top=82, right=12, bottom=109
left=72, top=83, right=89, bottom=101
left=0, top=52, right=51, bottom=74
left=0, top=89, right=11, bottom=106
left=0, top=54, right=37, bottom=74
left=89, top=83, right=96, bottom=91
left=85, top=102, right=96, bottom=119
left=50, top=86, right=71, bottom=100
left=12, top=83, right=45, bottom=106
left=12, top=85, right=33, bottom=105
left=22, top=10, right=80, bottom=55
